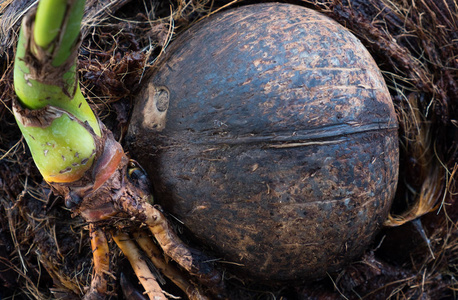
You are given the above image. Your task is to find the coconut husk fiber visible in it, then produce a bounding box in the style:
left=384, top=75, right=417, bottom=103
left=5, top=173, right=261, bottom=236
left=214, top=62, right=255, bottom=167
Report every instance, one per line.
left=0, top=0, right=457, bottom=299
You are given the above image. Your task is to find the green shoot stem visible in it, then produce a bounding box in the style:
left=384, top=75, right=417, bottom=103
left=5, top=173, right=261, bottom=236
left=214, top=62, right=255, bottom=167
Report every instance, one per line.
left=34, top=0, right=86, bottom=67
left=33, top=0, right=67, bottom=51
left=13, top=0, right=102, bottom=183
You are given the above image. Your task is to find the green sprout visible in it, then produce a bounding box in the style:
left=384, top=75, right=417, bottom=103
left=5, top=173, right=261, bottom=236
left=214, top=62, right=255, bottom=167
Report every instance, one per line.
left=13, top=0, right=101, bottom=183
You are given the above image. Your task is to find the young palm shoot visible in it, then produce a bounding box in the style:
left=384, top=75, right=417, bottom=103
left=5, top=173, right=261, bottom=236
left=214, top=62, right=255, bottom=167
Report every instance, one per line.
left=12, top=0, right=224, bottom=299
left=13, top=0, right=100, bottom=184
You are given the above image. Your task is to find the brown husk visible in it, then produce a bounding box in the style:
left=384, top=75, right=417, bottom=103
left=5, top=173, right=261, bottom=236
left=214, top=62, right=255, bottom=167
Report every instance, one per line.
left=0, top=0, right=457, bottom=299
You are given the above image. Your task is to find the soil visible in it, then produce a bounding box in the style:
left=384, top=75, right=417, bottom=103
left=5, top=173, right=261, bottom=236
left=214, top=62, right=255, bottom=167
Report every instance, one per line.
left=0, top=0, right=457, bottom=299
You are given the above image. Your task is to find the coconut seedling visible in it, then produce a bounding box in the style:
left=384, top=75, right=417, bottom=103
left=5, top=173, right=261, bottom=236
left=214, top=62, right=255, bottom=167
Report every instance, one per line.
left=12, top=0, right=224, bottom=299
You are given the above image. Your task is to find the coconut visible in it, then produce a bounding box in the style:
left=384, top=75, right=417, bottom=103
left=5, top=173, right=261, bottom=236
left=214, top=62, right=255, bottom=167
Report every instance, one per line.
left=127, top=3, right=399, bottom=282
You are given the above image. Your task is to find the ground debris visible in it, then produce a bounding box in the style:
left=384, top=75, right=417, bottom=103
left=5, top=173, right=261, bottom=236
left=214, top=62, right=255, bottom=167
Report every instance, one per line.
left=0, top=0, right=457, bottom=299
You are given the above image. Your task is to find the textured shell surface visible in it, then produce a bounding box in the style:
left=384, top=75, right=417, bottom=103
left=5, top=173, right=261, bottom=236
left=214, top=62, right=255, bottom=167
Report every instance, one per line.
left=127, top=3, right=399, bottom=282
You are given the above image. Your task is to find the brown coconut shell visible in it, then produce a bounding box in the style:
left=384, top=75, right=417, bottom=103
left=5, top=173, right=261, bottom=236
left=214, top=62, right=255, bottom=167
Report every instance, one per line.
left=127, top=3, right=400, bottom=282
